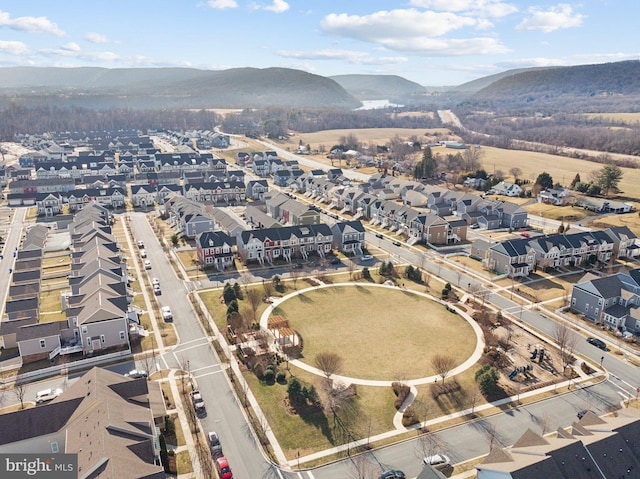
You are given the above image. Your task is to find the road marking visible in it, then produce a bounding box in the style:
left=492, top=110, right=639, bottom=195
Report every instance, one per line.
left=171, top=341, right=212, bottom=355
left=306, top=471, right=315, bottom=479
left=617, top=391, right=630, bottom=400
left=192, top=369, right=226, bottom=379
left=190, top=364, right=222, bottom=374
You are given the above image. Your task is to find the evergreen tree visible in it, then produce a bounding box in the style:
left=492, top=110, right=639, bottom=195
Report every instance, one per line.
left=569, top=173, right=581, bottom=189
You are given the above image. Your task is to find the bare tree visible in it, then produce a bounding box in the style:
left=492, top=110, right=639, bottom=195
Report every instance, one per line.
left=289, top=266, right=302, bottom=290
left=262, top=279, right=274, bottom=299
left=553, top=322, right=578, bottom=374
left=13, top=379, right=27, bottom=409
left=239, top=272, right=252, bottom=295
left=539, top=411, right=553, bottom=436
left=431, top=354, right=456, bottom=387
left=348, top=454, right=378, bottom=479
left=139, top=352, right=155, bottom=378
left=509, top=167, right=522, bottom=182
left=247, top=288, right=262, bottom=323
left=320, top=378, right=352, bottom=426
left=347, top=258, right=357, bottom=281
left=315, top=352, right=344, bottom=379
left=466, top=384, right=483, bottom=417
left=414, top=433, right=443, bottom=462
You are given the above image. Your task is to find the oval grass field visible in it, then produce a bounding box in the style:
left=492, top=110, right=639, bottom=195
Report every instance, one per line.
left=272, top=285, right=478, bottom=381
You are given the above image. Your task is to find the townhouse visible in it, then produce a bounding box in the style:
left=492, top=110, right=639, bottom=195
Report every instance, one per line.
left=331, top=220, right=366, bottom=256
left=195, top=231, right=235, bottom=271
left=237, top=223, right=333, bottom=265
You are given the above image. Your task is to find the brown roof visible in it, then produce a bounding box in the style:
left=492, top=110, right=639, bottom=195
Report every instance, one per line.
left=0, top=367, right=164, bottom=479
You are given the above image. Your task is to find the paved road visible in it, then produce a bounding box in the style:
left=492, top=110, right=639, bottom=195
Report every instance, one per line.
left=128, top=212, right=275, bottom=479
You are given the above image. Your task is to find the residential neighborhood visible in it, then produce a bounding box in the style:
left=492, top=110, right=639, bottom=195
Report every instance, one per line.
left=0, top=127, right=639, bottom=479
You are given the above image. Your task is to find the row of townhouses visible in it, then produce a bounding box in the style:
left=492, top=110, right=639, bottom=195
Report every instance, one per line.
left=0, top=203, right=139, bottom=364
left=570, top=268, right=640, bottom=334
left=472, top=226, right=639, bottom=278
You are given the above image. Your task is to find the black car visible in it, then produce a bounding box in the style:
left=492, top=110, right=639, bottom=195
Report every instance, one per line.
left=392, top=241, right=401, bottom=247
left=375, top=233, right=383, bottom=239
left=330, top=257, right=341, bottom=265
left=586, top=337, right=607, bottom=350
left=379, top=471, right=405, bottom=479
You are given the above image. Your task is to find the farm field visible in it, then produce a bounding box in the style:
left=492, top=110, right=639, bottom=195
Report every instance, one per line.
left=281, top=127, right=452, bottom=150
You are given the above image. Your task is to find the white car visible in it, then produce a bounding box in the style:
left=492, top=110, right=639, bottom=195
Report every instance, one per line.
left=423, top=454, right=451, bottom=471
left=161, top=306, right=173, bottom=321
left=361, top=254, right=374, bottom=261
left=124, top=369, right=148, bottom=379
left=140, top=249, right=147, bottom=258
left=144, top=260, right=152, bottom=270
left=35, top=388, right=63, bottom=404
left=153, top=284, right=162, bottom=295
left=151, top=277, right=160, bottom=286
left=137, top=240, right=144, bottom=248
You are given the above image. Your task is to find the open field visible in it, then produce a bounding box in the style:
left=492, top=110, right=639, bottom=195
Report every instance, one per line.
left=523, top=202, right=598, bottom=223
left=581, top=113, right=640, bottom=124
left=281, top=127, right=453, bottom=150
left=273, top=285, right=477, bottom=380
left=475, top=145, right=640, bottom=202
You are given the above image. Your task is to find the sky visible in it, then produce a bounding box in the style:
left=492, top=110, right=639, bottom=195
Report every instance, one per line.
left=0, top=1, right=637, bottom=87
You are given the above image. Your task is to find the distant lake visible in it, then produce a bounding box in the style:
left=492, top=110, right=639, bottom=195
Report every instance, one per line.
left=356, top=100, right=404, bottom=110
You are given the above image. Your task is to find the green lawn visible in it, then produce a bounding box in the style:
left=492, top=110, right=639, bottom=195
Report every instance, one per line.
left=273, top=285, right=478, bottom=380
left=244, top=364, right=396, bottom=459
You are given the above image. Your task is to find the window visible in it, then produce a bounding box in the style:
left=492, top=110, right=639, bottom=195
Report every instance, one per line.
left=119, top=331, right=125, bottom=340
left=81, top=325, right=87, bottom=334
left=51, top=442, right=59, bottom=453
left=87, top=338, right=91, bottom=346
left=39, top=339, right=46, bottom=349
left=100, top=335, right=105, bottom=343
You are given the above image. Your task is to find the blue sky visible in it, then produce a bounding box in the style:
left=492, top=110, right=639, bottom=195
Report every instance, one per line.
left=0, top=1, right=636, bottom=86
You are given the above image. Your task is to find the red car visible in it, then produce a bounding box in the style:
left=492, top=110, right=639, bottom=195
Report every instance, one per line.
left=215, top=457, right=233, bottom=479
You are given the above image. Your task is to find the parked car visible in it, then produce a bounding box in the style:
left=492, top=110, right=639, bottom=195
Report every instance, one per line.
left=392, top=241, right=401, bottom=247
left=161, top=306, right=173, bottom=321
left=151, top=277, right=160, bottom=286
left=587, top=337, right=608, bottom=350
left=124, top=369, right=148, bottom=379
left=520, top=232, right=530, bottom=238
left=140, top=249, right=147, bottom=258
left=35, top=388, right=62, bottom=404
left=379, top=470, right=405, bottom=479
left=144, top=260, right=152, bottom=269
left=153, top=284, right=162, bottom=295
left=207, top=431, right=223, bottom=457
left=191, top=390, right=206, bottom=415
left=375, top=233, right=383, bottom=238
left=330, top=257, right=341, bottom=265
left=423, top=454, right=451, bottom=471
left=137, top=240, right=144, bottom=248
left=470, top=223, right=480, bottom=229
left=215, top=456, right=233, bottom=479
left=361, top=254, right=374, bottom=261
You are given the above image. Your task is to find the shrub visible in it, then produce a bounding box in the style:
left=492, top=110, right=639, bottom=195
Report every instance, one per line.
left=223, top=283, right=236, bottom=304
left=362, top=267, right=372, bottom=280
left=276, top=371, right=287, bottom=384
left=401, top=405, right=419, bottom=427
left=475, top=365, right=499, bottom=396
left=253, top=363, right=265, bottom=379
left=164, top=415, right=175, bottom=435
left=392, top=381, right=411, bottom=409
left=264, top=369, right=275, bottom=383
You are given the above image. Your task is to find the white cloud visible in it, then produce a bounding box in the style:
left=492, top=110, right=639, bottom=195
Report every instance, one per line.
left=0, top=9, right=65, bottom=36
left=262, top=0, right=289, bottom=13
left=321, top=9, right=509, bottom=56
left=207, top=0, right=238, bottom=9
left=85, top=32, right=111, bottom=44
left=322, top=9, right=477, bottom=41
left=61, top=42, right=81, bottom=52
left=410, top=0, right=517, bottom=17
left=276, top=49, right=408, bottom=65
left=0, top=40, right=29, bottom=56
left=39, top=44, right=120, bottom=62
left=516, top=4, right=584, bottom=33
